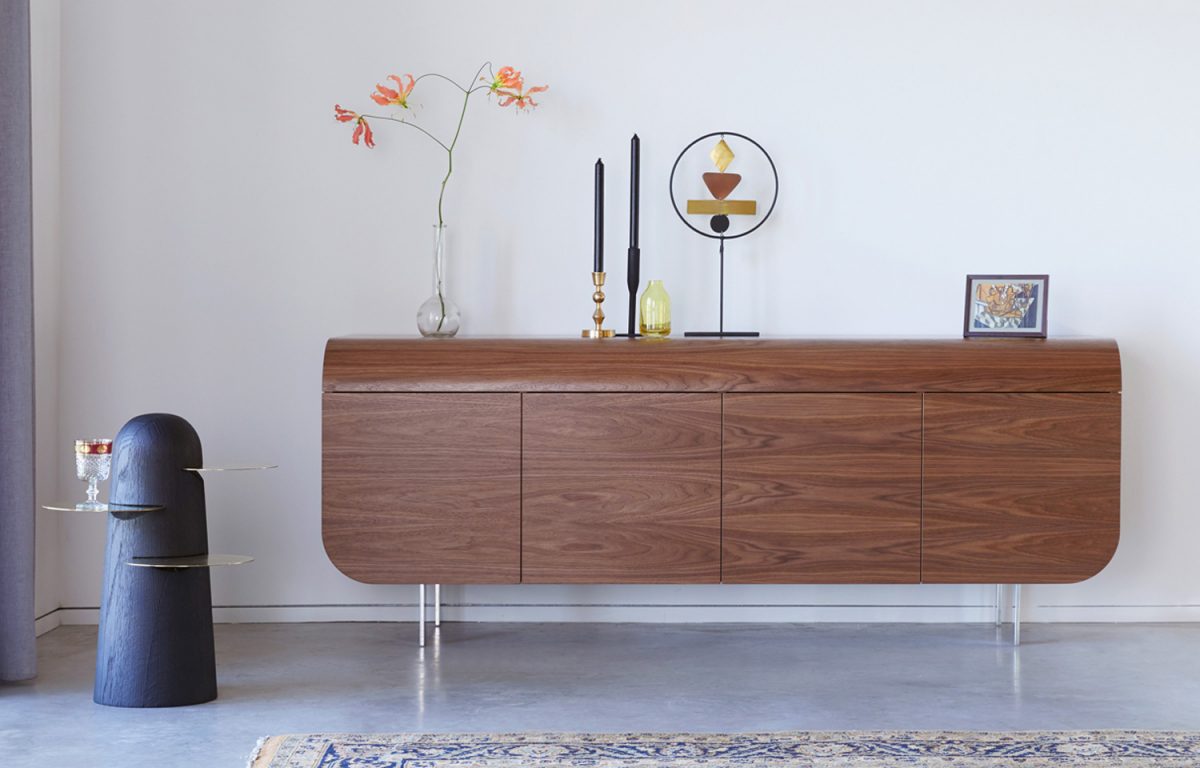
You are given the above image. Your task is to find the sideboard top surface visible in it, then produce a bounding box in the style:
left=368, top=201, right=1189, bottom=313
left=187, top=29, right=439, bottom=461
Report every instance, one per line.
left=323, top=337, right=1121, bottom=394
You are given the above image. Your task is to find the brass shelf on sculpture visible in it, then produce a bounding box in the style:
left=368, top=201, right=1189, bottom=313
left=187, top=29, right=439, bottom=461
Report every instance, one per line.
left=125, top=554, right=254, bottom=569
left=41, top=502, right=165, bottom=513
left=182, top=464, right=278, bottom=473
left=686, top=199, right=757, bottom=215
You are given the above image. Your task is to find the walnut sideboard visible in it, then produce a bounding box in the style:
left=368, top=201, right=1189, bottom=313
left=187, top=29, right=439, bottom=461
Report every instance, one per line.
left=322, top=337, right=1121, bottom=641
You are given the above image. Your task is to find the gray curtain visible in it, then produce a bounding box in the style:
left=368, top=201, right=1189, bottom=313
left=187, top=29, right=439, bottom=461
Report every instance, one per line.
left=0, top=0, right=36, bottom=682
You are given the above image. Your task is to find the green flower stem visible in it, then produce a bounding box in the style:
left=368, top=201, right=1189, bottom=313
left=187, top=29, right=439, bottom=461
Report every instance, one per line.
left=357, top=114, right=449, bottom=150
left=430, top=63, right=489, bottom=332
left=436, top=62, right=490, bottom=227
left=431, top=90, right=470, bottom=332
left=434, top=224, right=447, bottom=332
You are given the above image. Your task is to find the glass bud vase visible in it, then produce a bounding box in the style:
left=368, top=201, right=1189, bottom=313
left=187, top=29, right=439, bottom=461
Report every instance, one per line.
left=639, top=279, right=671, bottom=337
left=417, top=224, right=461, bottom=337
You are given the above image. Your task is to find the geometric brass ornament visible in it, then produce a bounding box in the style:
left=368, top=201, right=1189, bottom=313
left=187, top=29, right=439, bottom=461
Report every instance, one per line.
left=710, top=139, right=735, bottom=172
left=669, top=130, right=778, bottom=243
left=686, top=199, right=758, bottom=215
left=688, top=139, right=756, bottom=220
left=702, top=172, right=742, bottom=200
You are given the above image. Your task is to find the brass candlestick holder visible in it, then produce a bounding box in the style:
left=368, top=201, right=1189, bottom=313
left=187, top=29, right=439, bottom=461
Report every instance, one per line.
left=582, top=271, right=616, bottom=338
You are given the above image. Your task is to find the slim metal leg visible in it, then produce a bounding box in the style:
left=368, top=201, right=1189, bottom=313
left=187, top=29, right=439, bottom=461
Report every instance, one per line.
left=1013, top=584, right=1022, bottom=646
left=434, top=584, right=441, bottom=628
left=418, top=584, right=426, bottom=647
left=995, top=584, right=1002, bottom=626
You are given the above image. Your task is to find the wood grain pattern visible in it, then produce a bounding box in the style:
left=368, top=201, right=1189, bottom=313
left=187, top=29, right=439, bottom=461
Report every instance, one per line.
left=522, top=394, right=722, bottom=583
left=723, top=395, right=922, bottom=583
left=321, top=339, right=1122, bottom=586
left=98, top=413, right=215, bottom=707
left=324, top=338, right=1122, bottom=394
left=322, top=393, right=520, bottom=584
left=922, top=393, right=1121, bottom=583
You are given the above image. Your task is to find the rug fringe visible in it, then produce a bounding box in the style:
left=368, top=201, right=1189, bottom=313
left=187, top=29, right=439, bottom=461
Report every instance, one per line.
left=246, top=735, right=283, bottom=768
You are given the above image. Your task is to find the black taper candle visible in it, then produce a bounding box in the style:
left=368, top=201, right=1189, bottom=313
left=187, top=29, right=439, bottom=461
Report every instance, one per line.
left=627, top=134, right=641, bottom=336
left=594, top=158, right=604, bottom=273
left=629, top=134, right=640, bottom=248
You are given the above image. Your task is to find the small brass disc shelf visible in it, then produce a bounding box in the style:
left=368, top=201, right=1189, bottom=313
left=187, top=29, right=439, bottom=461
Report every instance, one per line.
left=126, top=554, right=254, bottom=569
left=183, top=464, right=277, bottom=473
left=41, top=502, right=164, bottom=513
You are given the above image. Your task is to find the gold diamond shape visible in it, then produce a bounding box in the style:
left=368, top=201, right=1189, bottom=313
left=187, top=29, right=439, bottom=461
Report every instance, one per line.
left=710, top=139, right=734, bottom=172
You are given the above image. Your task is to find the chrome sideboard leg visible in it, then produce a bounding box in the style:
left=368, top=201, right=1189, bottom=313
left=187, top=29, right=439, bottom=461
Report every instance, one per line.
left=418, top=584, right=426, bottom=647
left=995, top=584, right=1003, bottom=626
left=1013, top=584, right=1022, bottom=646
left=434, top=584, right=441, bottom=628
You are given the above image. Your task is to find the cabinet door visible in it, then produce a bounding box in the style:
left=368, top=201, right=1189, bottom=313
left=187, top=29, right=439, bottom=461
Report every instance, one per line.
left=723, top=394, right=922, bottom=583
left=322, top=393, right=521, bottom=584
left=523, top=393, right=722, bottom=583
left=922, top=393, right=1120, bottom=583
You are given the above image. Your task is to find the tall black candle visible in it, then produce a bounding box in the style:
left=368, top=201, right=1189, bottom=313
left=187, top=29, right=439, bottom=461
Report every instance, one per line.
left=629, top=134, right=640, bottom=248
left=594, top=158, right=604, bottom=273
left=626, top=134, right=642, bottom=337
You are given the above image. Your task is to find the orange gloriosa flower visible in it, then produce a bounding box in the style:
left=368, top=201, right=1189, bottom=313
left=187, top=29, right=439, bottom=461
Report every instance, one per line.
left=333, top=105, right=374, bottom=148
left=497, top=83, right=549, bottom=110
left=484, top=65, right=549, bottom=109
left=484, top=66, right=524, bottom=94
left=371, top=74, right=415, bottom=109
left=353, top=117, right=374, bottom=147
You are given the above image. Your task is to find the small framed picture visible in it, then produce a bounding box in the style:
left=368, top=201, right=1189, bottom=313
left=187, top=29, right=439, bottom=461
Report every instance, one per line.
left=964, top=275, right=1048, bottom=338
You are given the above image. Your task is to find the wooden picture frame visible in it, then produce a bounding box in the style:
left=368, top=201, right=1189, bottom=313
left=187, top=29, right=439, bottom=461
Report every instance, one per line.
left=963, top=274, right=1049, bottom=338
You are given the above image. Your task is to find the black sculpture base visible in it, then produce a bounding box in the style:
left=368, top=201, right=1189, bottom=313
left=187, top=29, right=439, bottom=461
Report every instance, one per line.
left=684, top=331, right=760, bottom=337
left=95, top=413, right=216, bottom=708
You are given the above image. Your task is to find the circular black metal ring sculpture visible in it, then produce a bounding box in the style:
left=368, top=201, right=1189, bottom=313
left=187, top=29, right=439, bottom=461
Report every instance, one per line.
left=668, top=131, right=779, bottom=336
left=668, top=130, right=779, bottom=240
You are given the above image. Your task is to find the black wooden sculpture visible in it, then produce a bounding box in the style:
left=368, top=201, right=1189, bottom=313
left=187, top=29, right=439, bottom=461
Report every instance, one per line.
left=95, top=413, right=216, bottom=707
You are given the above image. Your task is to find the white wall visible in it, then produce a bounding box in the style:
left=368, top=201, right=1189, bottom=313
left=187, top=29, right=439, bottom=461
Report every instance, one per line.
left=31, top=0, right=62, bottom=635
left=44, top=0, right=1200, bottom=624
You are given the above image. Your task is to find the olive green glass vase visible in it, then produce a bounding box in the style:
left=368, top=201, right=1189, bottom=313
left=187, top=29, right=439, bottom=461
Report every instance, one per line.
left=639, top=279, right=671, bottom=337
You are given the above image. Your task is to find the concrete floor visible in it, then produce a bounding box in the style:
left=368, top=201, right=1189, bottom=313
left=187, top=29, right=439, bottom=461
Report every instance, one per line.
left=2, top=622, right=1199, bottom=767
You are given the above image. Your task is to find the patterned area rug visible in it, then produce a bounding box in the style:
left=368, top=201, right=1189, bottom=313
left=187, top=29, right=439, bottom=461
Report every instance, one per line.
left=248, top=732, right=1200, bottom=767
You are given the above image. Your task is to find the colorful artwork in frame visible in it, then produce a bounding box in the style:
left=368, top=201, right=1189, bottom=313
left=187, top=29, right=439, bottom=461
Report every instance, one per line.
left=963, top=274, right=1049, bottom=338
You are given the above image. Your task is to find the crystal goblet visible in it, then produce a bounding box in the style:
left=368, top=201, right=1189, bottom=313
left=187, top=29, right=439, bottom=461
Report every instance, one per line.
left=75, top=439, right=113, bottom=511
